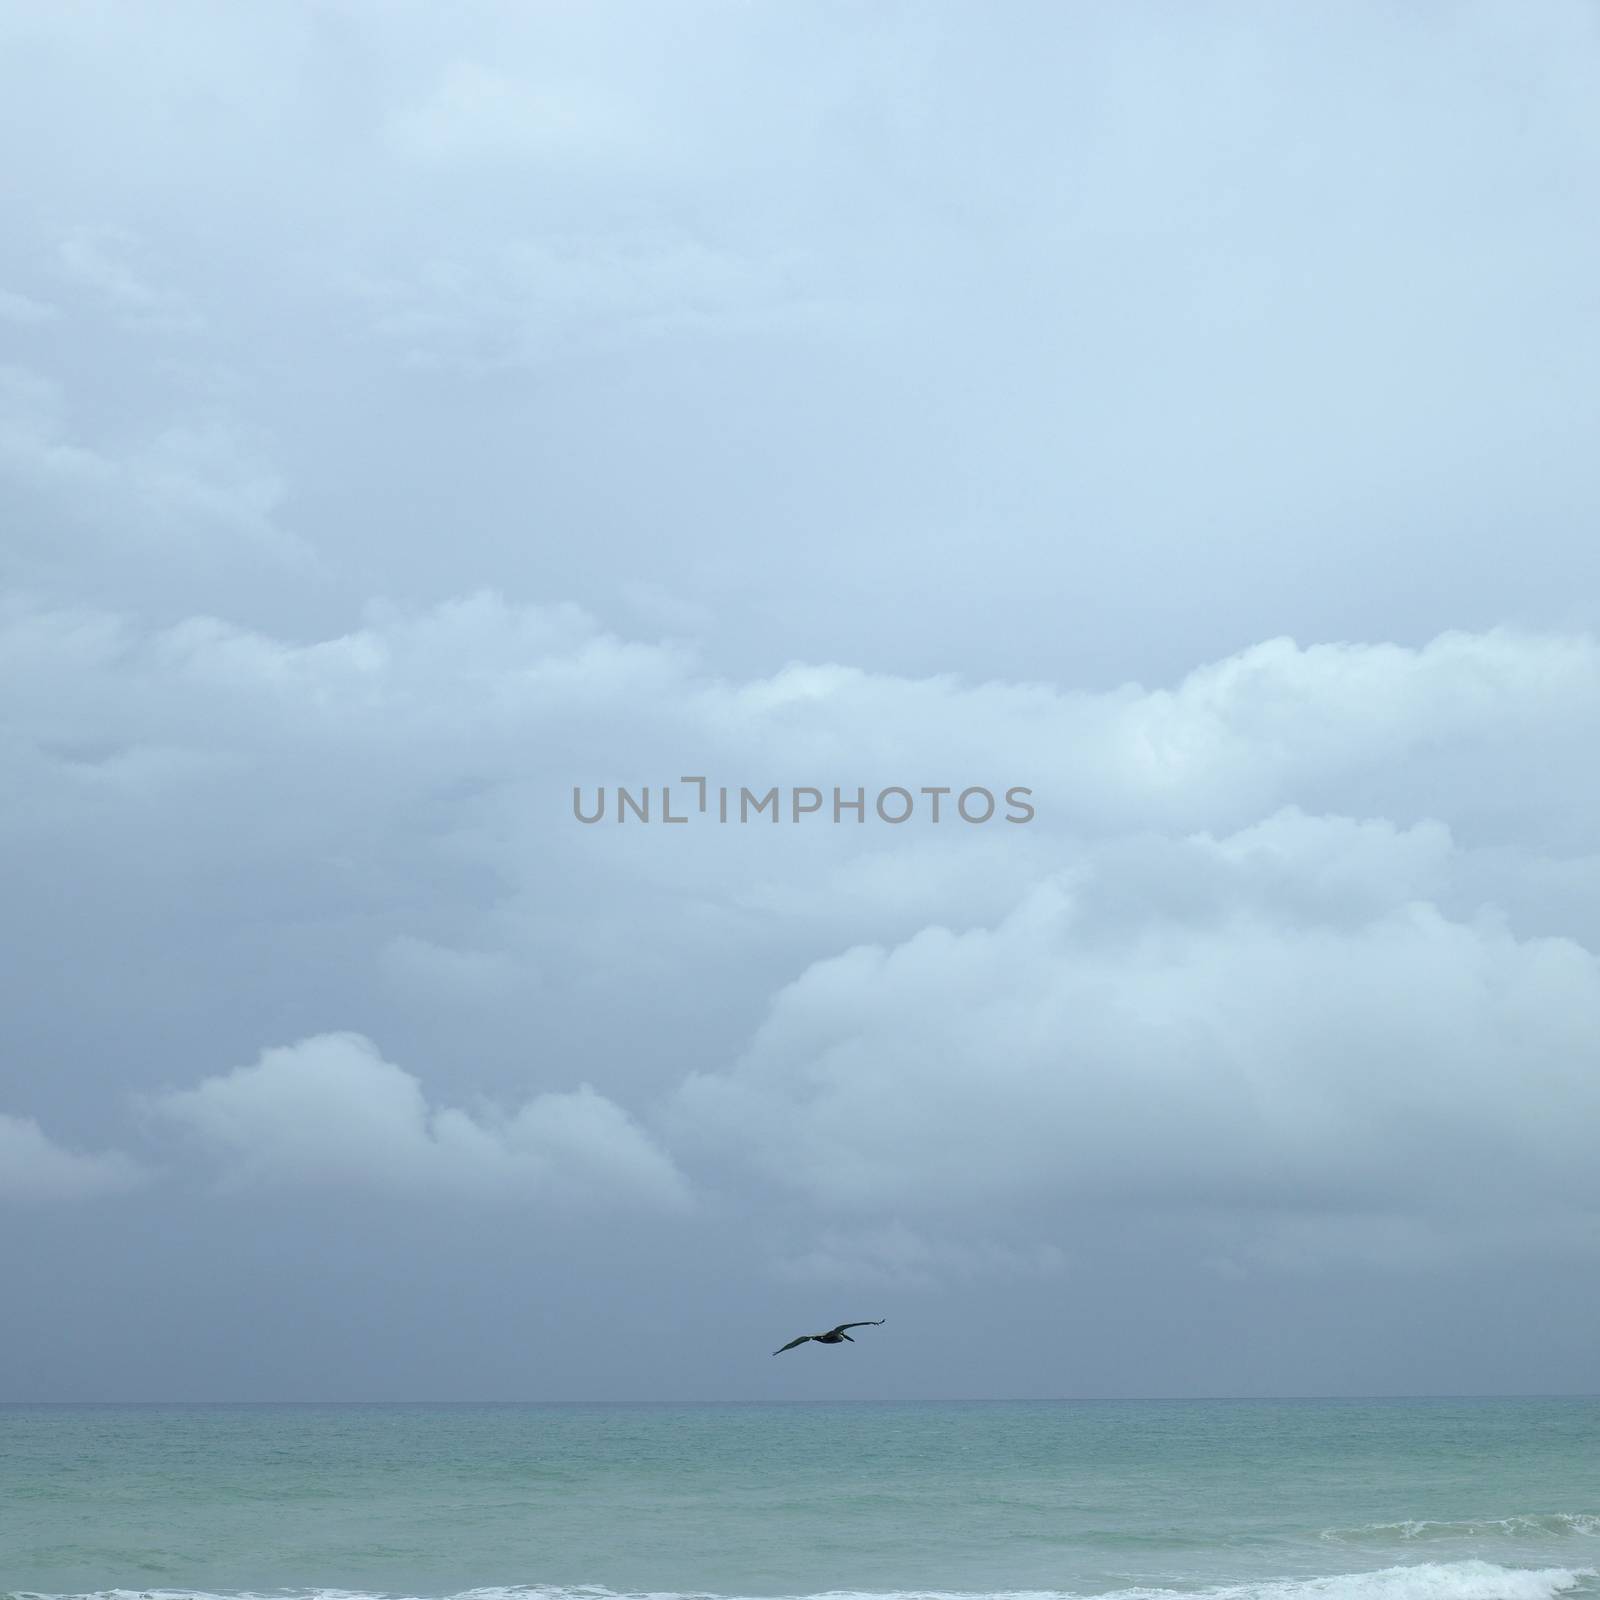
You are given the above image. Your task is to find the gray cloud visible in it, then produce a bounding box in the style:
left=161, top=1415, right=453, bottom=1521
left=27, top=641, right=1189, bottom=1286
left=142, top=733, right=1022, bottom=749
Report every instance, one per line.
left=0, top=1113, right=145, bottom=1202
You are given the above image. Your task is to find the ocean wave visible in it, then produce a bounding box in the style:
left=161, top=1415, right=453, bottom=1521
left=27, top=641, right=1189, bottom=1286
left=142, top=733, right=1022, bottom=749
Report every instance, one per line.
left=1321, top=1518, right=1600, bottom=1544
left=10, top=1560, right=1597, bottom=1600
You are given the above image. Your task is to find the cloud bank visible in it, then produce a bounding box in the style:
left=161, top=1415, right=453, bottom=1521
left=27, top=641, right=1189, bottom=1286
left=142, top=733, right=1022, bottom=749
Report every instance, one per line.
left=7, top=598, right=1599, bottom=1282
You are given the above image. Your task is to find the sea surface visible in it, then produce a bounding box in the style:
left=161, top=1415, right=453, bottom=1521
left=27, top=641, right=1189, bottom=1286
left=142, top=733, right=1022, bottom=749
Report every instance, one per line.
left=2, top=1398, right=1597, bottom=1600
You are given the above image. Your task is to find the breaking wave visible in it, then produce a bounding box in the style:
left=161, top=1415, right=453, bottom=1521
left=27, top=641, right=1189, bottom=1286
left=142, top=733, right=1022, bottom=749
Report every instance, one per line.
left=11, top=1559, right=1597, bottom=1600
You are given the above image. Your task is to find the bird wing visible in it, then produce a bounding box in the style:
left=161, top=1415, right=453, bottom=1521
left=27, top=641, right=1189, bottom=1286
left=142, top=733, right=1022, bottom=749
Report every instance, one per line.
left=827, top=1320, right=885, bottom=1336
left=772, top=1335, right=812, bottom=1355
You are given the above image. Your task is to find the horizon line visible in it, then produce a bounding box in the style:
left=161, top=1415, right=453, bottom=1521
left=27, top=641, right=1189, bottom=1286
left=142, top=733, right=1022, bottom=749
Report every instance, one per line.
left=6, top=1391, right=1599, bottom=1406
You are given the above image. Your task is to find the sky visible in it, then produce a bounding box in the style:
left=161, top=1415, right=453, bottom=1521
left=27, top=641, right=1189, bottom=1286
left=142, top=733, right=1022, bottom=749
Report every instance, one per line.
left=3, top=0, right=1600, bottom=1402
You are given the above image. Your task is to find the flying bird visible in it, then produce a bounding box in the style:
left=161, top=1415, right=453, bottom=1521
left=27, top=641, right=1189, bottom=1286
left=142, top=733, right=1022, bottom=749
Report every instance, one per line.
left=772, top=1319, right=885, bottom=1355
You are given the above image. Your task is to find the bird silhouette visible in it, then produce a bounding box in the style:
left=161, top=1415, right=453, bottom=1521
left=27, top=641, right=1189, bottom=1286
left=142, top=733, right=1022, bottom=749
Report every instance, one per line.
left=772, top=1319, right=885, bottom=1355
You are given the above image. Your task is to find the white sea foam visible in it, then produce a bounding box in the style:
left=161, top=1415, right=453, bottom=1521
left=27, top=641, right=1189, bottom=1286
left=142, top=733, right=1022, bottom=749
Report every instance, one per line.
left=1321, top=1518, right=1600, bottom=1545
left=12, top=1560, right=1597, bottom=1600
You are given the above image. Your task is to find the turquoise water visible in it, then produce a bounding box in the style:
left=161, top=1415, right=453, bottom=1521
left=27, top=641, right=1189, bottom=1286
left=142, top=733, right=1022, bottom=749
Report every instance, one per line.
left=2, top=1399, right=1597, bottom=1600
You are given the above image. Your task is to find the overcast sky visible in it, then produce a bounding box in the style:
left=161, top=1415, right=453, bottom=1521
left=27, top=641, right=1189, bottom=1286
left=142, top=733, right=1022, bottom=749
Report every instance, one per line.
left=4, top=0, right=1600, bottom=1402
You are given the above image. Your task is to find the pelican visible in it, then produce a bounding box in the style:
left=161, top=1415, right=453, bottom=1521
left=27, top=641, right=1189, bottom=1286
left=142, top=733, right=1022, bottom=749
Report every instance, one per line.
left=772, top=1319, right=885, bottom=1355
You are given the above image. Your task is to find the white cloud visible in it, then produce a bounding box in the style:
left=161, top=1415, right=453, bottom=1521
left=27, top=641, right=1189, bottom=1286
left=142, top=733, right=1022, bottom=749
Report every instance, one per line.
left=672, top=812, right=1600, bottom=1262
left=0, top=1113, right=145, bottom=1202
left=148, top=1031, right=689, bottom=1211
left=10, top=595, right=1599, bottom=842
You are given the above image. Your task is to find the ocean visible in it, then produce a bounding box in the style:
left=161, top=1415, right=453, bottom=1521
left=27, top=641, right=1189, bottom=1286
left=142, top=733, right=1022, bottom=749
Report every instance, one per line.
left=2, top=1398, right=1596, bottom=1600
